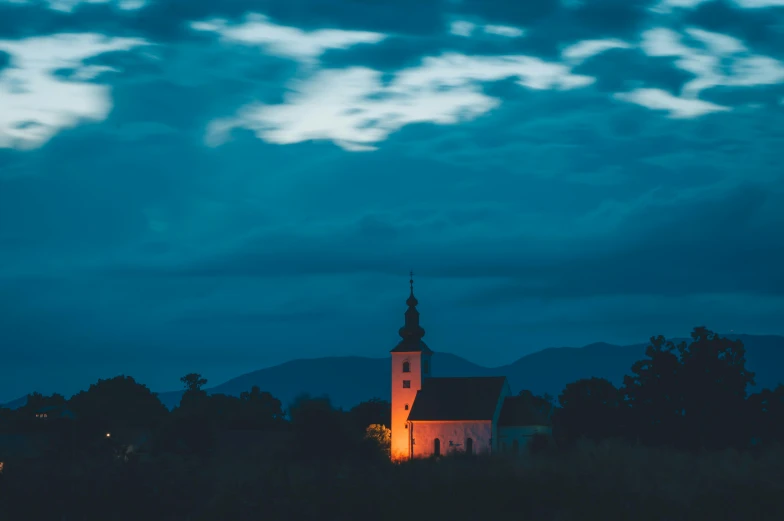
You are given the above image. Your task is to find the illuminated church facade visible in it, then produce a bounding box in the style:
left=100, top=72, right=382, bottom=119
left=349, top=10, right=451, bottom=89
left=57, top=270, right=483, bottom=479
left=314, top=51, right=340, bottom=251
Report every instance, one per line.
left=390, top=274, right=550, bottom=461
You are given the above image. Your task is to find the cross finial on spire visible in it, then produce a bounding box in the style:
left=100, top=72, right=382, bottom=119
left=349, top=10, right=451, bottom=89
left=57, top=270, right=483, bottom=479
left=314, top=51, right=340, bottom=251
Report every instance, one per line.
left=409, top=270, right=414, bottom=289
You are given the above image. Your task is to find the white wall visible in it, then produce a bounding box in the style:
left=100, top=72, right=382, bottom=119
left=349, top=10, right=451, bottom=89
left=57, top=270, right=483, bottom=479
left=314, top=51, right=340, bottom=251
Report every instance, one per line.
left=490, top=380, right=512, bottom=452
left=410, top=421, right=492, bottom=457
left=497, top=425, right=552, bottom=453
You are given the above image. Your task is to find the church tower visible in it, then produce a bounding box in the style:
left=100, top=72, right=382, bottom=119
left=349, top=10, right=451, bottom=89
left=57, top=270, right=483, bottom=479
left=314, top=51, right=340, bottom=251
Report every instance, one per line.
left=390, top=272, right=432, bottom=461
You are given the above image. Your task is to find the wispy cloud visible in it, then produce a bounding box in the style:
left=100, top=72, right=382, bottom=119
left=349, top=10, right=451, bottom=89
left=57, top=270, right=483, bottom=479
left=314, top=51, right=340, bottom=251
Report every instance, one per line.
left=207, top=53, right=594, bottom=150
left=191, top=13, right=386, bottom=64
left=613, top=27, right=784, bottom=116
left=614, top=88, right=730, bottom=118
left=483, top=25, right=525, bottom=38
left=0, top=33, right=147, bottom=150
left=561, top=39, right=632, bottom=64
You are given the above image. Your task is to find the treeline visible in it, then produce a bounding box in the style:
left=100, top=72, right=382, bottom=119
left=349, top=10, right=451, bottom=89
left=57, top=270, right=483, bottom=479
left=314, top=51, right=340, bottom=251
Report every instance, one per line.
left=0, top=327, right=783, bottom=521
left=553, top=326, right=784, bottom=450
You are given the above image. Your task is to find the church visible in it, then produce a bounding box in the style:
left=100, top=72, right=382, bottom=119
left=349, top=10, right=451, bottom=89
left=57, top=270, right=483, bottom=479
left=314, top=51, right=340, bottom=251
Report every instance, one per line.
left=390, top=274, right=551, bottom=461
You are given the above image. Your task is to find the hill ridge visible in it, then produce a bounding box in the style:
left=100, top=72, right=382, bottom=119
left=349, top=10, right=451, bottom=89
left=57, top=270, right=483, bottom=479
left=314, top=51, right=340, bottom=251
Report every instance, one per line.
left=3, top=333, right=783, bottom=410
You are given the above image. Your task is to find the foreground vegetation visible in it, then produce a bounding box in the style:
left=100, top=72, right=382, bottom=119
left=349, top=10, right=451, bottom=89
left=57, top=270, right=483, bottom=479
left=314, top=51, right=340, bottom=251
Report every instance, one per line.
left=1, top=327, right=783, bottom=520
left=2, top=440, right=783, bottom=521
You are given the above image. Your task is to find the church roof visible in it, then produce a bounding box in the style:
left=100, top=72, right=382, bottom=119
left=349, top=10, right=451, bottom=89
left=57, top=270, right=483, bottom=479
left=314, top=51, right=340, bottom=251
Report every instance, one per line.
left=390, top=339, right=433, bottom=353
left=407, top=377, right=507, bottom=421
left=390, top=272, right=430, bottom=353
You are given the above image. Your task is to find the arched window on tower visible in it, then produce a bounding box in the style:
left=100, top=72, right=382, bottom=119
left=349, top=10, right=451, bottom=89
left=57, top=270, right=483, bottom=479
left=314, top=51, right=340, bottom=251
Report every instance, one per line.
left=433, top=438, right=441, bottom=457
left=404, top=404, right=409, bottom=411
left=402, top=361, right=410, bottom=373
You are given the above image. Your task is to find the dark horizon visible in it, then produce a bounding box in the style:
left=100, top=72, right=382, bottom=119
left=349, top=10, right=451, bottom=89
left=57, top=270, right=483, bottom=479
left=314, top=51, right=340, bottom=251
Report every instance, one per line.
left=3, top=328, right=784, bottom=406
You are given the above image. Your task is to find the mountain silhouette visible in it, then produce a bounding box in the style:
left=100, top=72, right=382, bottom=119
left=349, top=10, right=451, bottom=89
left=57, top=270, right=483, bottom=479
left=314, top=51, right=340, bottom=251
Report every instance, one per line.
left=150, top=333, right=784, bottom=410
left=3, top=334, right=783, bottom=411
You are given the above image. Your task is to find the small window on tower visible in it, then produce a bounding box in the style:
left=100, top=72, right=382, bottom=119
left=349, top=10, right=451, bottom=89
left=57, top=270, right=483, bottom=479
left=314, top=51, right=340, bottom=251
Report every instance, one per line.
left=423, top=360, right=430, bottom=374
left=402, top=361, right=410, bottom=373
left=403, top=380, right=411, bottom=388
left=405, top=404, right=409, bottom=410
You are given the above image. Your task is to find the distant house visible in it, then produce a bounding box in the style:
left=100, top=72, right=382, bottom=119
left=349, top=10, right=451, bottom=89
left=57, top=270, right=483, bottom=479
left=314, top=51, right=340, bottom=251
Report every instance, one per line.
left=390, top=275, right=553, bottom=460
left=34, top=405, right=75, bottom=420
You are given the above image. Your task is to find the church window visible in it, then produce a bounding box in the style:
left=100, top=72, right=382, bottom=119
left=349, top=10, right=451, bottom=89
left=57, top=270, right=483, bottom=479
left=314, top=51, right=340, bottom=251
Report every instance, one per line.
left=403, top=380, right=411, bottom=388
left=402, top=361, right=410, bottom=373
left=404, top=404, right=409, bottom=410
left=434, top=438, right=441, bottom=457
left=423, top=360, right=430, bottom=374
left=466, top=438, right=473, bottom=454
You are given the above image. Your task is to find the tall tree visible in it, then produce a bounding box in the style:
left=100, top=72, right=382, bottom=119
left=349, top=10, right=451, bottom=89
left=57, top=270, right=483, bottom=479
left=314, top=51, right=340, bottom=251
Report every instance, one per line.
left=349, top=398, right=391, bottom=432
left=180, top=373, right=208, bottom=393
left=178, top=373, right=209, bottom=413
left=238, top=386, right=285, bottom=429
left=68, top=376, right=168, bottom=432
left=676, top=327, right=755, bottom=449
left=623, top=327, right=755, bottom=449
left=748, top=384, right=784, bottom=446
left=555, top=377, right=625, bottom=444
left=622, top=335, right=684, bottom=447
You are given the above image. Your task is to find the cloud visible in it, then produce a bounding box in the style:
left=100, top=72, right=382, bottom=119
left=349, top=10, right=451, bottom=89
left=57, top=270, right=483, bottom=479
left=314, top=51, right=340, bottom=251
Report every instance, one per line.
left=655, top=0, right=784, bottom=10
left=448, top=20, right=524, bottom=39
left=208, top=53, right=594, bottom=150
left=603, top=26, right=784, bottom=115
left=0, top=33, right=147, bottom=149
left=45, top=0, right=146, bottom=13
left=561, top=38, right=632, bottom=64
left=190, top=13, right=386, bottom=64
left=614, top=87, right=730, bottom=117
left=449, top=21, right=475, bottom=38
left=483, top=25, right=525, bottom=38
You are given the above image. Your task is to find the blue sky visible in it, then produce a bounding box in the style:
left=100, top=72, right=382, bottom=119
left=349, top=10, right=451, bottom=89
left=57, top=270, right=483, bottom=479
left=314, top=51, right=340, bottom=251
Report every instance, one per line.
left=1, top=0, right=783, bottom=402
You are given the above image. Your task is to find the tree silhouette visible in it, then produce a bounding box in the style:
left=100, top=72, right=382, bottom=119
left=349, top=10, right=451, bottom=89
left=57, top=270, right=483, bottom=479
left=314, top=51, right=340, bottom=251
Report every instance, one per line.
left=622, top=335, right=683, bottom=447
left=23, top=392, right=66, bottom=412
left=238, top=386, right=285, bottom=429
left=178, top=373, right=209, bottom=414
left=623, top=327, right=755, bottom=449
left=555, top=377, right=625, bottom=444
left=288, top=395, right=363, bottom=461
left=68, top=376, right=168, bottom=432
left=349, top=398, right=391, bottom=432
left=677, top=327, right=755, bottom=449
left=516, top=390, right=555, bottom=424
left=180, top=373, right=208, bottom=393
left=749, top=384, right=784, bottom=446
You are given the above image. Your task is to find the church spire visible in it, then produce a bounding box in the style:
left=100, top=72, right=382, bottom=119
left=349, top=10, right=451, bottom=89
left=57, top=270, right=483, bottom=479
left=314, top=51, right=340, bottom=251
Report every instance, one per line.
left=398, top=270, right=425, bottom=344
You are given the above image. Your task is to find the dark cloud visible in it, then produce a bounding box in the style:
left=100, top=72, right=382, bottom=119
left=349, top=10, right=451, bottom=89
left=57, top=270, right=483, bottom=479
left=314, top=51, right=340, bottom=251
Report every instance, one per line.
left=0, top=0, right=444, bottom=41
left=574, top=49, right=695, bottom=95
left=2, top=0, right=784, bottom=402
left=684, top=1, right=784, bottom=58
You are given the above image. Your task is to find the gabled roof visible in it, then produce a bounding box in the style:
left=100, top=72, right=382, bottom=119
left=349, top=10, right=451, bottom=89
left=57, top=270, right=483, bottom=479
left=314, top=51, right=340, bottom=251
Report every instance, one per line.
left=498, top=396, right=552, bottom=427
left=407, top=377, right=507, bottom=421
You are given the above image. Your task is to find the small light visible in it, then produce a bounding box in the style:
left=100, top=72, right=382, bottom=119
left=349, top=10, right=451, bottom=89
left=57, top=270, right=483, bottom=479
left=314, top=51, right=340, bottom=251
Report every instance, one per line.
left=106, top=433, right=111, bottom=438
